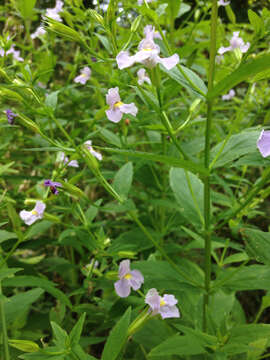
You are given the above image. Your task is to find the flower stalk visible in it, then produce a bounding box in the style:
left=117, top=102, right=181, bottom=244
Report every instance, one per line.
left=203, top=0, right=218, bottom=332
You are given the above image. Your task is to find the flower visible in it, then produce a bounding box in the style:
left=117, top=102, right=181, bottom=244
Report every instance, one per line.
left=19, top=201, right=46, bottom=226
left=218, top=31, right=250, bottom=55
left=45, top=0, right=63, bottom=22
left=257, top=130, right=270, bottom=158
left=74, top=66, right=91, bottom=85
left=31, top=26, right=46, bottom=39
left=116, top=35, right=179, bottom=70
left=218, top=0, right=230, bottom=5
left=105, top=87, right=138, bottom=123
left=44, top=179, right=62, bottom=195
left=222, top=89, right=235, bottom=101
left=114, top=259, right=144, bottom=297
left=59, top=152, right=79, bottom=167
left=5, top=109, right=16, bottom=124
left=144, top=25, right=162, bottom=40
left=137, top=68, right=151, bottom=85
left=84, top=140, right=102, bottom=161
left=145, top=288, right=180, bottom=319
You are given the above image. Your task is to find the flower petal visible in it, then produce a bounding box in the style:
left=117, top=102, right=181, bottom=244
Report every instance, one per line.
left=114, top=279, right=131, bottom=297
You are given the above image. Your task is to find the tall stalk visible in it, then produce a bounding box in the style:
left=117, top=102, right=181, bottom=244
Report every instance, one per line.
left=203, top=0, right=218, bottom=332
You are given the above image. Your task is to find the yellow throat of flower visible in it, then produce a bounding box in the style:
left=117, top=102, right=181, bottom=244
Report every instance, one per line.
left=114, top=101, right=124, bottom=108
left=124, top=273, right=132, bottom=280
left=160, top=299, right=166, bottom=307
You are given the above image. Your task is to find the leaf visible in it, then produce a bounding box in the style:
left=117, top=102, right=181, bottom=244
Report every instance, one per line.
left=17, top=0, right=37, bottom=19
left=0, top=230, right=17, bottom=244
left=3, top=276, right=72, bottom=308
left=148, top=334, right=206, bottom=357
left=210, top=130, right=260, bottom=168
left=45, top=91, right=59, bottom=111
left=2, top=288, right=44, bottom=329
left=244, top=228, right=270, bottom=265
left=101, top=307, right=131, bottom=360
left=70, top=313, right=86, bottom=346
left=102, top=147, right=208, bottom=176
left=170, top=168, right=204, bottom=228
left=161, top=64, right=207, bottom=98
left=113, top=162, right=133, bottom=199
left=208, top=54, right=270, bottom=100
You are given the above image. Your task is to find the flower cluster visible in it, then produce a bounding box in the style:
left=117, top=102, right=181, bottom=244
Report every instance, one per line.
left=218, top=31, right=250, bottom=55
left=114, top=260, right=180, bottom=320
left=116, top=24, right=179, bottom=70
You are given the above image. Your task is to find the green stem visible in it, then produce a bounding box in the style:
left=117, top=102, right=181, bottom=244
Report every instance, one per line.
left=0, top=283, right=10, bottom=360
left=203, top=0, right=218, bottom=332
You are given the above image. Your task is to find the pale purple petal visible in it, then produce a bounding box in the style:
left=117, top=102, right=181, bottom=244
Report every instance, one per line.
left=119, top=103, right=138, bottom=117
left=218, top=46, right=231, bottom=55
left=118, top=259, right=130, bottom=278
left=159, top=305, right=180, bottom=319
left=129, top=270, right=144, bottom=290
left=106, top=108, right=123, bottom=123
left=158, top=53, right=179, bottom=70
left=145, top=288, right=161, bottom=314
left=116, top=51, right=135, bottom=70
left=114, top=279, right=131, bottom=297
left=163, top=294, right=178, bottom=306
left=68, top=160, right=79, bottom=167
left=106, top=87, right=121, bottom=107
left=19, top=210, right=37, bottom=226
left=34, top=201, right=46, bottom=216
left=257, top=130, right=270, bottom=158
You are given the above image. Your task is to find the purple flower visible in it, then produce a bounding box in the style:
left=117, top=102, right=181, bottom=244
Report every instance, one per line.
left=6, top=109, right=16, bottom=124
left=137, top=68, right=151, bottom=85
left=19, top=201, right=46, bottom=226
left=74, top=66, right=91, bottom=85
left=218, top=32, right=250, bottom=55
left=44, top=179, right=62, bottom=195
left=59, top=152, right=79, bottom=167
left=144, top=25, right=162, bottom=40
left=145, top=288, right=180, bottom=319
left=45, top=0, right=63, bottom=22
left=257, top=130, right=270, bottom=158
left=105, top=87, right=138, bottom=123
left=84, top=140, right=102, bottom=161
left=222, top=89, right=235, bottom=101
left=218, top=0, right=230, bottom=5
left=114, top=259, right=144, bottom=297
left=116, top=36, right=179, bottom=70
left=31, top=26, right=46, bottom=39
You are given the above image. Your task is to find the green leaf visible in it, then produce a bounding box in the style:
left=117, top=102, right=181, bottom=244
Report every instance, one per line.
left=51, top=322, right=69, bottom=348
left=45, top=91, right=59, bottom=111
left=101, top=307, right=131, bottom=360
left=170, top=168, right=204, bottom=228
left=161, top=64, right=207, bottom=98
left=113, top=162, right=133, bottom=199
left=70, top=313, right=86, bottom=346
left=210, top=129, right=260, bottom=168
left=244, top=228, right=270, bottom=265
left=148, top=334, right=206, bottom=357
left=0, top=229, right=17, bottom=244
left=0, top=268, right=23, bottom=282
left=208, top=54, right=270, bottom=100
left=17, top=0, right=37, bottom=19
left=102, top=147, right=208, bottom=176
left=3, top=276, right=72, bottom=308
left=2, top=288, right=44, bottom=329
